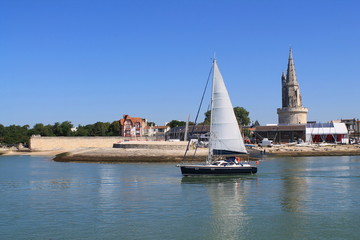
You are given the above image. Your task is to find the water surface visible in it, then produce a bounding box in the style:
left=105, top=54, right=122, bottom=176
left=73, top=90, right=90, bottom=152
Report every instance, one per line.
left=1, top=155, right=360, bottom=239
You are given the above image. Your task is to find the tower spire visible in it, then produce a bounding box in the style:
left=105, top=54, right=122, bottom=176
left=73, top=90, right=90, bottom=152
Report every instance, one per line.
left=281, top=72, right=287, bottom=107
left=286, top=48, right=298, bottom=86
left=277, top=48, right=308, bottom=124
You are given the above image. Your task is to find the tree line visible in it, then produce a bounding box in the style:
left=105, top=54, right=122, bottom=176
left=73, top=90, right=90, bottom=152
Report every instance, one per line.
left=0, top=121, right=121, bottom=145
left=166, top=106, right=253, bottom=137
left=166, top=107, right=251, bottom=128
left=1, top=106, right=252, bottom=145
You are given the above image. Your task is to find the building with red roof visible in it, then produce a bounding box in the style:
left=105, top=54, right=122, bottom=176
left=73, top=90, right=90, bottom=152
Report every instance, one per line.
left=119, top=115, right=147, bottom=137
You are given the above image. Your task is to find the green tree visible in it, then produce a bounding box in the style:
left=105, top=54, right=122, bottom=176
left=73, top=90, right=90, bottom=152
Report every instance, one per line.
left=61, top=121, right=74, bottom=136
left=243, top=128, right=251, bottom=138
left=89, top=122, right=110, bottom=136
left=203, top=106, right=250, bottom=126
left=167, top=120, right=187, bottom=128
left=204, top=111, right=211, bottom=125
left=44, top=124, right=55, bottom=136
left=52, top=122, right=61, bottom=136
left=108, top=121, right=121, bottom=136
left=0, top=124, right=5, bottom=144
left=29, top=123, right=55, bottom=136
left=75, top=124, right=91, bottom=136
left=233, top=107, right=250, bottom=126
left=2, top=125, right=30, bottom=145
left=52, top=121, right=74, bottom=136
left=147, top=122, right=156, bottom=127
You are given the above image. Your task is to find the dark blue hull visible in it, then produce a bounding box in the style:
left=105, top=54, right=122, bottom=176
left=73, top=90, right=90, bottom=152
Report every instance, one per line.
left=180, top=165, right=257, bottom=176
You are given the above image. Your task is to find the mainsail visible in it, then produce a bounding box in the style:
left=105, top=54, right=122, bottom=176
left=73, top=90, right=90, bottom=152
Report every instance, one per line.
left=209, top=60, right=248, bottom=157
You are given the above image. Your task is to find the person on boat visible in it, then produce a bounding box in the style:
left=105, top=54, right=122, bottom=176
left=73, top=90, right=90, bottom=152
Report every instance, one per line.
left=235, top=157, right=244, bottom=166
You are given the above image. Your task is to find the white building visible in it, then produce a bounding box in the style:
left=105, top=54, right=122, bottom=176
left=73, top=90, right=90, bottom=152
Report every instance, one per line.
left=306, top=122, right=348, bottom=143
left=143, top=126, right=170, bottom=139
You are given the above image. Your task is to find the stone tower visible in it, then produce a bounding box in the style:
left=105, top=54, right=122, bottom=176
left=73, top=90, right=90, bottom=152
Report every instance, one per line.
left=277, top=48, right=308, bottom=124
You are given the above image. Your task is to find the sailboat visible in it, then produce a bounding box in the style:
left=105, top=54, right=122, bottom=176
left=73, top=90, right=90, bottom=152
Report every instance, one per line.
left=179, top=59, right=258, bottom=176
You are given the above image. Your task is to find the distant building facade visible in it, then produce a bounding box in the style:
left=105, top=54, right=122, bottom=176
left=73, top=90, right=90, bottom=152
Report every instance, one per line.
left=119, top=114, right=170, bottom=140
left=255, top=122, right=349, bottom=144
left=255, top=124, right=306, bottom=143
left=277, top=48, right=308, bottom=125
left=119, top=115, right=147, bottom=137
left=333, top=118, right=360, bottom=142
left=143, top=125, right=170, bottom=140
left=166, top=125, right=210, bottom=141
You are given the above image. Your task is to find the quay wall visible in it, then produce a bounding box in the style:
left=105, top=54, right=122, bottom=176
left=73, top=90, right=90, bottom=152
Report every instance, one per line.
left=29, top=136, right=188, bottom=151
left=113, top=142, right=187, bottom=150
left=30, top=136, right=124, bottom=151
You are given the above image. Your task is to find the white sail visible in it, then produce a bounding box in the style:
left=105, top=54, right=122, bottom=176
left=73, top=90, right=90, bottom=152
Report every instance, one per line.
left=209, top=60, right=248, bottom=156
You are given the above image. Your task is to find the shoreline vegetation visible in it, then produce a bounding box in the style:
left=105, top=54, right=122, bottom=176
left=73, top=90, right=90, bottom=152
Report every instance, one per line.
left=2, top=141, right=360, bottom=162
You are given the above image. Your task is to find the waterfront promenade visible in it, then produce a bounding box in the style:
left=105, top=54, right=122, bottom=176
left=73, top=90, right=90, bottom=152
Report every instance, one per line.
left=254, top=143, right=360, bottom=157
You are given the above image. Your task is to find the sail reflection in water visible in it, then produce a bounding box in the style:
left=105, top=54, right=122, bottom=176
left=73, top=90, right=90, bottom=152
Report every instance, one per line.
left=181, top=176, right=258, bottom=239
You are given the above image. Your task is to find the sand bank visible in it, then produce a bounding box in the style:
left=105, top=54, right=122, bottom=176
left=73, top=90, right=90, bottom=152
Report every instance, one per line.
left=53, top=147, right=208, bottom=163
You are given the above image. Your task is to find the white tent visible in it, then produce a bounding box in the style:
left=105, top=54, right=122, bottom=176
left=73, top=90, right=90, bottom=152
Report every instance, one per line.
left=306, top=122, right=348, bottom=143
left=306, top=123, right=348, bottom=142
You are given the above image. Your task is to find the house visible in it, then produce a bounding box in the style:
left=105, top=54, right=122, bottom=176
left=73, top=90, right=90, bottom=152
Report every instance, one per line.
left=143, top=125, right=170, bottom=140
left=333, top=119, right=360, bottom=141
left=119, top=115, right=147, bottom=137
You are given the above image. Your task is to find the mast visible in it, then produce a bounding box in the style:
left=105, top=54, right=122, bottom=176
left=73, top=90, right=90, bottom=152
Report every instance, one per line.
left=184, top=114, right=190, bottom=141
left=207, top=59, right=216, bottom=164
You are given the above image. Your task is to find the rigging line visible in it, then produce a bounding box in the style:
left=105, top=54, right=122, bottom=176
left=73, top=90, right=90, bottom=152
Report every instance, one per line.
left=182, top=64, right=213, bottom=162
left=191, top=103, right=211, bottom=161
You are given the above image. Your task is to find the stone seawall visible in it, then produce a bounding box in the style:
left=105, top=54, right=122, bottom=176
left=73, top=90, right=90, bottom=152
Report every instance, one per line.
left=29, top=136, right=188, bottom=152
left=113, top=141, right=188, bottom=150
left=30, top=136, right=123, bottom=151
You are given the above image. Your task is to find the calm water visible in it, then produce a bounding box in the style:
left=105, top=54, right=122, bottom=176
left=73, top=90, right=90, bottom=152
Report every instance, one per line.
left=1, top=155, right=360, bottom=240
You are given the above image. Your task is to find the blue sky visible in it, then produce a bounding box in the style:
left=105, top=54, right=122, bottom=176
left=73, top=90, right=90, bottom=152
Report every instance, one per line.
left=1, top=0, right=359, bottom=127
